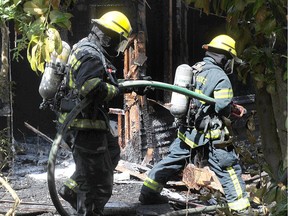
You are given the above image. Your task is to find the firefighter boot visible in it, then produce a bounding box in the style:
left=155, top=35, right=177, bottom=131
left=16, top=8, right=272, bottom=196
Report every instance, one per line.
left=77, top=192, right=104, bottom=216
left=139, top=185, right=169, bottom=205
left=58, top=185, right=77, bottom=210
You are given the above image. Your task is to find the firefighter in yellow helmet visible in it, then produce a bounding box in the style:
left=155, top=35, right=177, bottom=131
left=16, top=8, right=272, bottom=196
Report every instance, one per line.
left=139, top=34, right=252, bottom=215
left=57, top=11, right=132, bottom=215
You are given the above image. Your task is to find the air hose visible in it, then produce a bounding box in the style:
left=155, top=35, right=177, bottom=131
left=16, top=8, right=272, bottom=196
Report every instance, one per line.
left=47, top=80, right=215, bottom=216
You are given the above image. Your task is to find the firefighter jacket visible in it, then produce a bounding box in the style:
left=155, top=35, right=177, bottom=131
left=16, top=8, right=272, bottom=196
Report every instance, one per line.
left=58, top=38, right=119, bottom=130
left=178, top=57, right=233, bottom=148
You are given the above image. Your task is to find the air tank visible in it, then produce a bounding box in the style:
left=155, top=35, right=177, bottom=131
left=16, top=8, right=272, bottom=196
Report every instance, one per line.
left=170, top=64, right=193, bottom=118
left=39, top=41, right=71, bottom=100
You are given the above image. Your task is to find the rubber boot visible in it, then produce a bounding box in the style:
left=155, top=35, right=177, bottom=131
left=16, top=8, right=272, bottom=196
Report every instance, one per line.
left=77, top=192, right=104, bottom=216
left=58, top=185, right=77, bottom=210
left=139, top=185, right=169, bottom=205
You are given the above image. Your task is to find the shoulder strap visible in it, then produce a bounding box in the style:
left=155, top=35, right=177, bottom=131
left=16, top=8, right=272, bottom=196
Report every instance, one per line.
left=191, top=61, right=206, bottom=90
left=68, top=39, right=118, bottom=86
left=192, top=61, right=206, bottom=74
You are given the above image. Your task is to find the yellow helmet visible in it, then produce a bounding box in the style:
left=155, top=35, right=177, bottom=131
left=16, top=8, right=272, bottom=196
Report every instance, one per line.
left=92, top=11, right=132, bottom=39
left=202, top=34, right=237, bottom=57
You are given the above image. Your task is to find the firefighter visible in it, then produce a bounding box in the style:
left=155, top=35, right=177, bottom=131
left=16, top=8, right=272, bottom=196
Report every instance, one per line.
left=139, top=35, right=252, bottom=215
left=57, top=11, right=132, bottom=216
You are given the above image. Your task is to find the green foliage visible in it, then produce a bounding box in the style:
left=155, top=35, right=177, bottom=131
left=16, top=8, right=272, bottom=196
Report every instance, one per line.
left=187, top=1, right=287, bottom=214
left=251, top=163, right=287, bottom=215
left=186, top=0, right=287, bottom=90
left=0, top=0, right=75, bottom=73
left=0, top=129, right=12, bottom=171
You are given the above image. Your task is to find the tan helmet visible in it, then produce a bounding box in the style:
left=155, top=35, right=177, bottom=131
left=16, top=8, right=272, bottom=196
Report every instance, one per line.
left=92, top=11, right=132, bottom=39
left=202, top=34, right=237, bottom=57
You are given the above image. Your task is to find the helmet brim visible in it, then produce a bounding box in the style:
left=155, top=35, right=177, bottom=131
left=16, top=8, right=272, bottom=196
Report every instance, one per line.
left=202, top=44, right=242, bottom=63
left=91, top=19, right=130, bottom=39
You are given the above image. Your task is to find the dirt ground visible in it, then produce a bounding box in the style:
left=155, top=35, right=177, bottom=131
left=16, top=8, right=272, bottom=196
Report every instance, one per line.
left=0, top=135, right=265, bottom=216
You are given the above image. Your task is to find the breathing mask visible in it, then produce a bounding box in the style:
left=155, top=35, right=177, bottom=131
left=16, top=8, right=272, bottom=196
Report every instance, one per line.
left=224, top=58, right=234, bottom=75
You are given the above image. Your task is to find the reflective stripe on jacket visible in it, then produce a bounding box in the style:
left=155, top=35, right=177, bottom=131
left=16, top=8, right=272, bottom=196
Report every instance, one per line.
left=58, top=112, right=108, bottom=130
left=194, top=57, right=233, bottom=115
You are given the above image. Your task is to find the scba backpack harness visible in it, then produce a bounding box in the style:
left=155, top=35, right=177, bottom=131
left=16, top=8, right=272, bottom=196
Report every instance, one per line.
left=39, top=39, right=117, bottom=112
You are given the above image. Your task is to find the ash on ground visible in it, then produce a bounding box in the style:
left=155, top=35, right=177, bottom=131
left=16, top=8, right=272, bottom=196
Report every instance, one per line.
left=0, top=134, right=264, bottom=216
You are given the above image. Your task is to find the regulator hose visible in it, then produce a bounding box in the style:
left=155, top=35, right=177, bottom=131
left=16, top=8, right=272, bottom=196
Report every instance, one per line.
left=47, top=80, right=215, bottom=216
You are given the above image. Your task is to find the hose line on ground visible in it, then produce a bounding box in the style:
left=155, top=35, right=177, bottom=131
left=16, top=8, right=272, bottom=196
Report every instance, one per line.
left=159, top=204, right=226, bottom=216
left=47, top=80, right=215, bottom=216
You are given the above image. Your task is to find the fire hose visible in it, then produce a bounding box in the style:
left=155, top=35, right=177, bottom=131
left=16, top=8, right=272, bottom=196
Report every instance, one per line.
left=47, top=80, right=215, bottom=216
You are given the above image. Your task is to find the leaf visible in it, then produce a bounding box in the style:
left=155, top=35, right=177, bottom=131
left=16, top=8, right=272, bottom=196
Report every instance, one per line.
left=26, top=18, right=46, bottom=40
left=44, top=37, right=55, bottom=53
left=42, top=42, right=51, bottom=63
left=55, top=19, right=72, bottom=30
left=255, top=5, right=268, bottom=24
left=35, top=41, right=46, bottom=72
left=50, top=0, right=60, bottom=9
left=252, top=0, right=265, bottom=15
left=27, top=35, right=39, bottom=62
left=49, top=10, right=73, bottom=30
left=266, top=83, right=276, bottom=94
left=194, top=0, right=210, bottom=14
left=55, top=38, right=63, bottom=55
left=37, top=61, right=45, bottom=72
left=252, top=196, right=261, bottom=204
left=234, top=0, right=247, bottom=12
left=220, top=0, right=230, bottom=11
left=264, top=185, right=277, bottom=203
left=30, top=44, right=39, bottom=72
left=275, top=185, right=287, bottom=203
left=261, top=18, right=277, bottom=35
left=253, top=73, right=265, bottom=82
left=13, top=0, right=22, bottom=6
left=46, top=27, right=62, bottom=54
left=23, top=1, right=48, bottom=16
left=33, top=0, right=48, bottom=7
